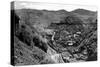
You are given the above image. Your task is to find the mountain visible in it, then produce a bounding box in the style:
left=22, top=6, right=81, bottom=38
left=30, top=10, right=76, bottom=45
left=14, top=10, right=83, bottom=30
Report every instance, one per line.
left=71, top=9, right=97, bottom=16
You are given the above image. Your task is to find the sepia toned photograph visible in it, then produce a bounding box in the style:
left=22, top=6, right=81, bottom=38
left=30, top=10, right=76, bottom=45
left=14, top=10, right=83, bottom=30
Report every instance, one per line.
left=11, top=1, right=97, bottom=66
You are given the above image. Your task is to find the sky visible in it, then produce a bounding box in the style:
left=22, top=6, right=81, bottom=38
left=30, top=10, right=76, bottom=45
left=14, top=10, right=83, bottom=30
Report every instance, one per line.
left=14, top=1, right=97, bottom=12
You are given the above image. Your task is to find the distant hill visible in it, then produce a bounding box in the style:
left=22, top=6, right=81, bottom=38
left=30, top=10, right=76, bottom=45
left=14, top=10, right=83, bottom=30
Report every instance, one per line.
left=71, top=9, right=97, bottom=16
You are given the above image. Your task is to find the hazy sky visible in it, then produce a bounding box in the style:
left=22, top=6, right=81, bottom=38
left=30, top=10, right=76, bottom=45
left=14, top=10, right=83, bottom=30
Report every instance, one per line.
left=14, top=1, right=97, bottom=11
